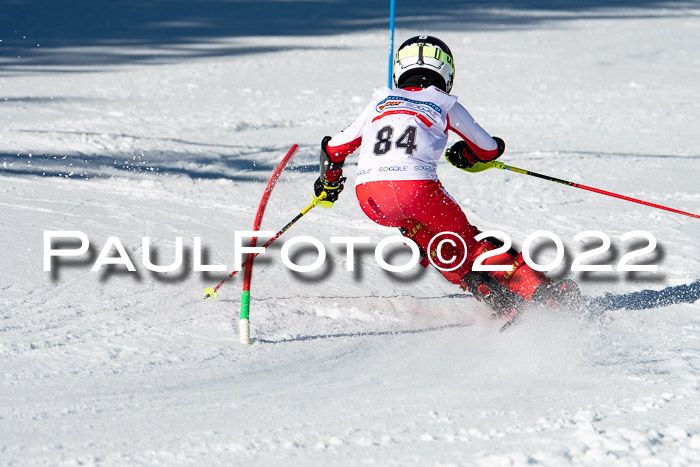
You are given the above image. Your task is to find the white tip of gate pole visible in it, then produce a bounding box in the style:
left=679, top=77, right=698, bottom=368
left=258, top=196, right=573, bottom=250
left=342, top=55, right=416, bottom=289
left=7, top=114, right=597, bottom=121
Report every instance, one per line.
left=239, top=319, right=251, bottom=345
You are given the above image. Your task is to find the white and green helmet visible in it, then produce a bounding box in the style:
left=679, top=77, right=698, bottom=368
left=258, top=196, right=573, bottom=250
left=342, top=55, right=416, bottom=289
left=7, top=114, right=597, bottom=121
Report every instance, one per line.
left=393, top=35, right=455, bottom=93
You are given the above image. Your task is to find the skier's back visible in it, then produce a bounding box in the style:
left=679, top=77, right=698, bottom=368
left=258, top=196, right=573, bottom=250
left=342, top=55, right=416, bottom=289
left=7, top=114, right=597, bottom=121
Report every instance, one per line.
left=313, top=35, right=580, bottom=322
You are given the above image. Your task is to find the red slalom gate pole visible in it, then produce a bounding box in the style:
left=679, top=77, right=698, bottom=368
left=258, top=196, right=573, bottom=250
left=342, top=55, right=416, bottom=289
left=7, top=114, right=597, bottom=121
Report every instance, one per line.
left=468, top=160, right=700, bottom=220
left=199, top=144, right=327, bottom=343
left=202, top=144, right=298, bottom=302
left=239, top=144, right=299, bottom=343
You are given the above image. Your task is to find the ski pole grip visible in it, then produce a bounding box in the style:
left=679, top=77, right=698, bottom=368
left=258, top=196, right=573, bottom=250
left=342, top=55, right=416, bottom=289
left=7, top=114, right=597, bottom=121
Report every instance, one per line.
left=461, top=160, right=495, bottom=174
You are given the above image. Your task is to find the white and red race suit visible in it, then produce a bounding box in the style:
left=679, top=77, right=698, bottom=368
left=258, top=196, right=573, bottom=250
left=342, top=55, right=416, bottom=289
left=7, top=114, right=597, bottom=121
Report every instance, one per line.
left=326, top=85, right=499, bottom=186
left=326, top=85, right=547, bottom=299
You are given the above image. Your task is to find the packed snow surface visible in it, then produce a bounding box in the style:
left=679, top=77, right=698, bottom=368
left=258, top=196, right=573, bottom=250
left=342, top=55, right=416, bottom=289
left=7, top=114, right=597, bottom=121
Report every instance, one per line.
left=1, top=1, right=700, bottom=465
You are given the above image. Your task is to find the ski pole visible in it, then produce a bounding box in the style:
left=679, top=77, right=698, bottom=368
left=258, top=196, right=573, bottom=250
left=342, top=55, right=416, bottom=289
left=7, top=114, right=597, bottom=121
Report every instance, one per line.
left=464, top=160, right=700, bottom=220
left=203, top=192, right=327, bottom=300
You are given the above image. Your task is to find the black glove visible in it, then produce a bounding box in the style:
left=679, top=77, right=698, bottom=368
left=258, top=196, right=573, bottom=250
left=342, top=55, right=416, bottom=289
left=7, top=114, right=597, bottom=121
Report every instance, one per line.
left=445, top=137, right=506, bottom=169
left=314, top=176, right=346, bottom=208
left=445, top=141, right=477, bottom=169
left=314, top=135, right=346, bottom=208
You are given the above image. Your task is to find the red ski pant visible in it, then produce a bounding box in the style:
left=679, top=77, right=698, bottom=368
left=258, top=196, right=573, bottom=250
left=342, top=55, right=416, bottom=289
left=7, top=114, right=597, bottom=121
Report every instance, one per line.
left=356, top=180, right=478, bottom=284
left=356, top=179, right=548, bottom=299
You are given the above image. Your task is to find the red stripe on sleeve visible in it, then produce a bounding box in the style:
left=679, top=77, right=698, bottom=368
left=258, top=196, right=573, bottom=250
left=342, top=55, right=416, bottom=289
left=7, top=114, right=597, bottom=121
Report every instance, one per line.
left=327, top=136, right=362, bottom=162
left=447, top=123, right=499, bottom=161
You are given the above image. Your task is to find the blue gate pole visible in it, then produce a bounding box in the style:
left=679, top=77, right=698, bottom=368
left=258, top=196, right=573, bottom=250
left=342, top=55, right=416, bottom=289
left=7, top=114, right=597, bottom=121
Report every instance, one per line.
left=388, top=0, right=396, bottom=88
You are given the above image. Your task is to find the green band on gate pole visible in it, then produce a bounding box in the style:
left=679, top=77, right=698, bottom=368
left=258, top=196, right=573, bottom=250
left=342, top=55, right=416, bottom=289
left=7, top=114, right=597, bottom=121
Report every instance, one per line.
left=240, top=290, right=250, bottom=320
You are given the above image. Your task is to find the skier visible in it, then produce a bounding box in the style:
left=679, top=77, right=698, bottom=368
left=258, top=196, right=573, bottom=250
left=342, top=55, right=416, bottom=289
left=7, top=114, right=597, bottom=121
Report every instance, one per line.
left=313, top=35, right=580, bottom=325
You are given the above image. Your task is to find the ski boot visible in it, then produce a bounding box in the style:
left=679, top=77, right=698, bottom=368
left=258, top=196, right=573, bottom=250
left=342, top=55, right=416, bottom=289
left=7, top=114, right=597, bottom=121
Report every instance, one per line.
left=460, top=270, right=527, bottom=331
left=530, top=278, right=583, bottom=312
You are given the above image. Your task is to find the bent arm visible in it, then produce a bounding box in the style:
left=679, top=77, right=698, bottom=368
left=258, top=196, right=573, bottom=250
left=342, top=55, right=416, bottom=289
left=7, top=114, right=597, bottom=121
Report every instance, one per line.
left=323, top=101, right=374, bottom=180
left=447, top=103, right=502, bottom=162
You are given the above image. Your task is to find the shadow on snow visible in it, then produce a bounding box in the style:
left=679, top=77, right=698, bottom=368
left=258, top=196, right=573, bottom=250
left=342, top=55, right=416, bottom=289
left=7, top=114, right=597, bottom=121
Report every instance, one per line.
left=588, top=280, right=700, bottom=312
left=1, top=0, right=695, bottom=70
left=0, top=149, right=319, bottom=183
